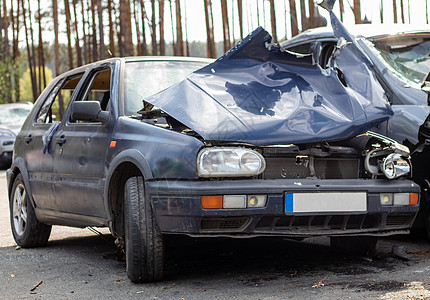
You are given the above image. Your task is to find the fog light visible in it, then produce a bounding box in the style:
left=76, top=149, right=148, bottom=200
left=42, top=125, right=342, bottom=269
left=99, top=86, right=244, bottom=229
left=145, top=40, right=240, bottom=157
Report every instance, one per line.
left=380, top=193, right=393, bottom=205
left=247, top=195, right=267, bottom=208
left=223, top=195, right=246, bottom=209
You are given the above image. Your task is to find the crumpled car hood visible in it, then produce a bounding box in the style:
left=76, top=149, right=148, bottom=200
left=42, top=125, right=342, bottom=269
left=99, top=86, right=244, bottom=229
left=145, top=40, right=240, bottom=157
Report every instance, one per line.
left=146, top=15, right=392, bottom=146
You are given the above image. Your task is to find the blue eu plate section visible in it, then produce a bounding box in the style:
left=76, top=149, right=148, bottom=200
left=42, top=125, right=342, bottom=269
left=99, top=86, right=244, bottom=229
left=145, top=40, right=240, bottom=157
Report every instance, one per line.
left=286, top=193, right=294, bottom=213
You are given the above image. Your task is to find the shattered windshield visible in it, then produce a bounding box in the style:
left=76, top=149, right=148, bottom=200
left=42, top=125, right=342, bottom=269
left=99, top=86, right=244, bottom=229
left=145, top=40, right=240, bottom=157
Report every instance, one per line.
left=369, top=33, right=430, bottom=85
left=124, top=61, right=208, bottom=115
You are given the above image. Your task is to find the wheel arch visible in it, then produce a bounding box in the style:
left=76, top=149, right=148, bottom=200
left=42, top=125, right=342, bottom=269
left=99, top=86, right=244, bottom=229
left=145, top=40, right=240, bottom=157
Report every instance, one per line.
left=7, top=157, right=35, bottom=208
left=105, top=149, right=153, bottom=237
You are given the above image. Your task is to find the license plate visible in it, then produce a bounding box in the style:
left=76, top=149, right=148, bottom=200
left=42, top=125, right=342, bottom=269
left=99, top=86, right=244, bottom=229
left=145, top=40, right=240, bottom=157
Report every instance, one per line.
left=285, top=192, right=367, bottom=213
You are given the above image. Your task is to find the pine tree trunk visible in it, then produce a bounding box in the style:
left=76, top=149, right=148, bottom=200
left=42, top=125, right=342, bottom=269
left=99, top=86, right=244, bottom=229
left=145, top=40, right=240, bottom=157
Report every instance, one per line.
left=204, top=0, right=215, bottom=58
left=300, top=0, right=307, bottom=31
left=98, top=0, right=105, bottom=59
left=72, top=0, right=82, bottom=66
left=37, top=0, right=42, bottom=93
left=400, top=0, right=405, bottom=23
left=2, top=0, right=11, bottom=103
left=159, top=0, right=165, bottom=55
left=53, top=0, right=64, bottom=116
left=289, top=0, right=298, bottom=37
left=91, top=0, right=98, bottom=61
left=308, top=0, right=315, bottom=28
left=133, top=0, right=142, bottom=55
left=22, top=0, right=37, bottom=102
left=140, top=0, right=148, bottom=55
left=120, top=0, right=134, bottom=56
left=86, top=0, right=92, bottom=61
left=220, top=0, right=230, bottom=52
left=150, top=0, right=157, bottom=55
left=339, top=0, right=344, bottom=22
left=11, top=0, right=20, bottom=102
left=26, top=0, right=38, bottom=95
left=81, top=0, right=88, bottom=64
left=176, top=0, right=184, bottom=55
left=237, top=0, right=243, bottom=39
left=108, top=0, right=115, bottom=56
left=353, top=0, right=362, bottom=24
left=269, top=0, right=277, bottom=42
left=393, top=0, right=398, bottom=23
left=65, top=0, right=74, bottom=69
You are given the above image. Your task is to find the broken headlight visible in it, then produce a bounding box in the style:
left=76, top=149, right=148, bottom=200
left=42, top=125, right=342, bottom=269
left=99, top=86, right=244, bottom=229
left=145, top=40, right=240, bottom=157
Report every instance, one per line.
left=197, top=147, right=266, bottom=177
left=381, top=153, right=410, bottom=179
left=364, top=132, right=411, bottom=179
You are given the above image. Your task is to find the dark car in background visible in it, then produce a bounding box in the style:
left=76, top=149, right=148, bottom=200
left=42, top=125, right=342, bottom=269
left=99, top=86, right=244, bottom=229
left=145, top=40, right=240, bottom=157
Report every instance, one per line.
left=0, top=102, right=33, bottom=168
left=280, top=23, right=430, bottom=237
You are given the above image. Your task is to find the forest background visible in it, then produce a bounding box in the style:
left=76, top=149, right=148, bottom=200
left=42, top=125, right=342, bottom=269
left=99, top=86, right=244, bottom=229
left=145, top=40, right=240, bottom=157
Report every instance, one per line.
left=0, top=0, right=429, bottom=104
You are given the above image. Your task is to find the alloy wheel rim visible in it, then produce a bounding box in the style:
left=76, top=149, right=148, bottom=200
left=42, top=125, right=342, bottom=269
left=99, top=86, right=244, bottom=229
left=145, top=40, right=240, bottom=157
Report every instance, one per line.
left=12, top=183, right=27, bottom=236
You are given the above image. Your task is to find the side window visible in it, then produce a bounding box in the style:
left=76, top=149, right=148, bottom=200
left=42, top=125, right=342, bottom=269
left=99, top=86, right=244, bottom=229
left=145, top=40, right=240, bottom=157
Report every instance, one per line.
left=77, top=68, right=111, bottom=111
left=36, top=74, right=84, bottom=123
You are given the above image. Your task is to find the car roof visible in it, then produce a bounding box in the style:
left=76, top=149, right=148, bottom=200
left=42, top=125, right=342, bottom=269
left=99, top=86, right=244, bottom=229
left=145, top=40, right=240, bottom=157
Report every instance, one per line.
left=0, top=102, right=33, bottom=109
left=57, top=56, right=215, bottom=79
left=280, top=24, right=430, bottom=48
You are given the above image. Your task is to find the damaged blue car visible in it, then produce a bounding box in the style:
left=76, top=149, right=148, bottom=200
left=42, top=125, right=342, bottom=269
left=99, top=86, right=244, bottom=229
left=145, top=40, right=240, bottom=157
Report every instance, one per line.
left=7, top=7, right=420, bottom=283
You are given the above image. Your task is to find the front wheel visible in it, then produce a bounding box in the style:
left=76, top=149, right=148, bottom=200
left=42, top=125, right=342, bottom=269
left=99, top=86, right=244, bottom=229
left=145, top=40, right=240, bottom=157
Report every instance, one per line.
left=10, top=173, right=52, bottom=247
left=124, top=176, right=164, bottom=283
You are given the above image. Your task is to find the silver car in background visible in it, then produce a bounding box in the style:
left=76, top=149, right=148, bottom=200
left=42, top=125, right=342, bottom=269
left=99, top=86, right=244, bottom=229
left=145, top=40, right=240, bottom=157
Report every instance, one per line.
left=0, top=102, right=33, bottom=168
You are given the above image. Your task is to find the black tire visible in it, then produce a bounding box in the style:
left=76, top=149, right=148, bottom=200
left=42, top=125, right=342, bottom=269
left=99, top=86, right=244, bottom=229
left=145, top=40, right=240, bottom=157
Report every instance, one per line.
left=124, top=176, right=164, bottom=283
left=330, top=236, right=378, bottom=257
left=9, top=173, right=52, bottom=247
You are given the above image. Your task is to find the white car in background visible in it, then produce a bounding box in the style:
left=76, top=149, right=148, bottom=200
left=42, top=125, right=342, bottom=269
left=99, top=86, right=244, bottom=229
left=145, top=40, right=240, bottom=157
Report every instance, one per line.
left=0, top=102, right=33, bottom=168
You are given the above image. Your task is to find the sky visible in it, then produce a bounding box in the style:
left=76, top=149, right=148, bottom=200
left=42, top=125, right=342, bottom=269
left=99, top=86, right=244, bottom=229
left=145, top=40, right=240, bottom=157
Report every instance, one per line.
left=21, top=0, right=430, bottom=46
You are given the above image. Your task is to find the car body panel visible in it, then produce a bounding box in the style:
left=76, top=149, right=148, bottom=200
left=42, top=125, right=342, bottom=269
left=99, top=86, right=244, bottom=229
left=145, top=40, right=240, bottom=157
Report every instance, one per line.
left=146, top=26, right=392, bottom=146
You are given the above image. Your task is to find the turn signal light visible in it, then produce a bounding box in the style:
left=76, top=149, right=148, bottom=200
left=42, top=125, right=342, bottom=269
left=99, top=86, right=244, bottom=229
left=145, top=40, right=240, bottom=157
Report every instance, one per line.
left=409, top=193, right=419, bottom=206
left=201, top=195, right=223, bottom=209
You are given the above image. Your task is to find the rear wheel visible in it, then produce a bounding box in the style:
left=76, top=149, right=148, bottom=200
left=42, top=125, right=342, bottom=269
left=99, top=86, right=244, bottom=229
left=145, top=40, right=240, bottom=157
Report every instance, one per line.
left=10, top=173, right=51, bottom=247
left=124, top=176, right=164, bottom=283
left=330, top=236, right=378, bottom=257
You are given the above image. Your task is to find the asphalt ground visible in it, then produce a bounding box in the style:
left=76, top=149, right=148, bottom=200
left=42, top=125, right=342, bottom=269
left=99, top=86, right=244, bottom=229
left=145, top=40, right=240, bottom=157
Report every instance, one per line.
left=1, top=170, right=430, bottom=299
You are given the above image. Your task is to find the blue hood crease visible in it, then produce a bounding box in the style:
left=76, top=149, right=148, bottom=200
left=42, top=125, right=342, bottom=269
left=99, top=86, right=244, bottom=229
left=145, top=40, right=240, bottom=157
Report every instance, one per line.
left=145, top=15, right=392, bottom=146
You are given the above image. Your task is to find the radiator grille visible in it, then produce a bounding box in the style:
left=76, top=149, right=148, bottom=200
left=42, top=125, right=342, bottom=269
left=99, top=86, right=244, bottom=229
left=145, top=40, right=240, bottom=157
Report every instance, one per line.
left=255, top=214, right=379, bottom=231
left=262, top=157, right=360, bottom=179
left=386, top=213, right=415, bottom=227
left=201, top=217, right=250, bottom=231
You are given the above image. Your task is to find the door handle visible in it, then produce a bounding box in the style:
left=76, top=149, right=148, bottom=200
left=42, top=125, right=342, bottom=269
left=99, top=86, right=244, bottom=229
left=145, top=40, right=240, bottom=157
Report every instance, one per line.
left=55, top=135, right=66, bottom=145
left=24, top=135, right=32, bottom=144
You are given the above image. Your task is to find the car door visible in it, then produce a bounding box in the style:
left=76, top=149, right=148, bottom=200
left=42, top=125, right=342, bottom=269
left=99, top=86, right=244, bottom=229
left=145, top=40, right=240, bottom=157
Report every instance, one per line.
left=24, top=73, right=85, bottom=211
left=51, top=63, right=115, bottom=218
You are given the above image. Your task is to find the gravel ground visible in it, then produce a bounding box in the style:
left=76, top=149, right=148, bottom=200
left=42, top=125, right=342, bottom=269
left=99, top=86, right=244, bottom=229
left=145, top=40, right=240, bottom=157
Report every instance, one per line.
left=1, top=170, right=430, bottom=299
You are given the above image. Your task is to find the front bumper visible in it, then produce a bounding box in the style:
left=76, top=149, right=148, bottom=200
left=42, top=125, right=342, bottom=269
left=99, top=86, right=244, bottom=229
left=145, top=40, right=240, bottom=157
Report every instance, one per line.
left=146, top=178, right=420, bottom=238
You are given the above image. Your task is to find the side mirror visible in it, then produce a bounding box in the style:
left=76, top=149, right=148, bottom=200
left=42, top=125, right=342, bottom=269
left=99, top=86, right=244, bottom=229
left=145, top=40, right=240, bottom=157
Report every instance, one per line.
left=71, top=101, right=109, bottom=123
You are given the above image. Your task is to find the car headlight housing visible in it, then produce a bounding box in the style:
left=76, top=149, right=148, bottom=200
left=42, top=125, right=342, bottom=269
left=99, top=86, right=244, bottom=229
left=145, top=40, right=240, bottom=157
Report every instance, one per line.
left=197, top=147, right=266, bottom=177
left=381, top=153, right=410, bottom=179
